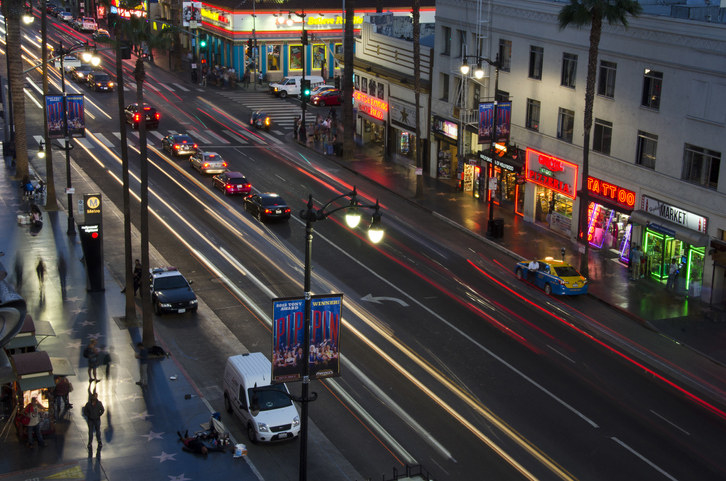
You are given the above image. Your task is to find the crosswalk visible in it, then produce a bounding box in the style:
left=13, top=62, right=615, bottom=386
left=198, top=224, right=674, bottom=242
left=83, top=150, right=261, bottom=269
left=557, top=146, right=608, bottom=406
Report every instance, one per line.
left=216, top=92, right=304, bottom=131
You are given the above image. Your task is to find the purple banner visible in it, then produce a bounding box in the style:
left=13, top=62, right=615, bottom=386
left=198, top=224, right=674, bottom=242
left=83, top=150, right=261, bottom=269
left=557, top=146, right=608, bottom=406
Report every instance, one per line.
left=271, top=294, right=343, bottom=383
left=478, top=101, right=512, bottom=145
left=45, top=94, right=86, bottom=139
left=67, top=94, right=86, bottom=138
left=45, top=95, right=65, bottom=139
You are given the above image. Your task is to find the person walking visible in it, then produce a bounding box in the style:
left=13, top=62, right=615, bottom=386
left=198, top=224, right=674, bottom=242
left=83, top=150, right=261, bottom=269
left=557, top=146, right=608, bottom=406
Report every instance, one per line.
left=135, top=343, right=149, bottom=387
left=630, top=245, right=642, bottom=280
left=57, top=255, right=67, bottom=297
left=23, top=397, right=46, bottom=447
left=35, top=258, right=45, bottom=287
left=53, top=376, right=73, bottom=419
left=82, top=393, right=105, bottom=456
left=84, top=339, right=101, bottom=382
left=667, top=259, right=680, bottom=290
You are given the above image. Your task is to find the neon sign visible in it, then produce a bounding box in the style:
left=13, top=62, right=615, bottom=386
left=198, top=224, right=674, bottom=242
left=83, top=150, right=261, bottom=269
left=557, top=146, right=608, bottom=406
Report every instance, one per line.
left=587, top=176, right=635, bottom=209
left=353, top=91, right=388, bottom=121
left=525, top=148, right=578, bottom=199
left=201, top=8, right=229, bottom=24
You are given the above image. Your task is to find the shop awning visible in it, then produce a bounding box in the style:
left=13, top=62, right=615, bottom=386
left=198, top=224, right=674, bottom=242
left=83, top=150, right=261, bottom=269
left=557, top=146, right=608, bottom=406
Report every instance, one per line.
left=18, top=373, right=56, bottom=391
left=630, top=210, right=710, bottom=247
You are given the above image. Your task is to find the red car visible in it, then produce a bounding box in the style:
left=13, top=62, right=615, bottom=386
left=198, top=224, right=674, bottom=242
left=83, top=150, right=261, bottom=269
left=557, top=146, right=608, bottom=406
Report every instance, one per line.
left=212, top=171, right=251, bottom=196
left=311, top=89, right=342, bottom=107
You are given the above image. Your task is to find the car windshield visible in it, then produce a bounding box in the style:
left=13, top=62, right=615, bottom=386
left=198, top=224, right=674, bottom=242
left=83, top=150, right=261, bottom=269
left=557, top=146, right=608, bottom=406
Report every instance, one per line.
left=261, top=196, right=285, bottom=206
left=248, top=385, right=292, bottom=412
left=154, top=275, right=189, bottom=290
left=227, top=178, right=247, bottom=185
left=174, top=135, right=193, bottom=143
left=94, top=75, right=110, bottom=81
left=554, top=266, right=581, bottom=278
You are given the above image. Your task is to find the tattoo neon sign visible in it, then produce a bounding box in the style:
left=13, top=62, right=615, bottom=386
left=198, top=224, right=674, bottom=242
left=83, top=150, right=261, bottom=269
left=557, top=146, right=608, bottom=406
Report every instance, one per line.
left=353, top=91, right=388, bottom=121
left=587, top=176, right=635, bottom=209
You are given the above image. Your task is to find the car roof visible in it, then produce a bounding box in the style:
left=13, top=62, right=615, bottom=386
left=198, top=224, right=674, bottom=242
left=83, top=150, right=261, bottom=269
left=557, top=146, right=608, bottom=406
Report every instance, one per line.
left=170, top=133, right=193, bottom=140
left=259, top=192, right=284, bottom=200
left=150, top=266, right=186, bottom=279
left=223, top=171, right=246, bottom=178
left=203, top=152, right=221, bottom=157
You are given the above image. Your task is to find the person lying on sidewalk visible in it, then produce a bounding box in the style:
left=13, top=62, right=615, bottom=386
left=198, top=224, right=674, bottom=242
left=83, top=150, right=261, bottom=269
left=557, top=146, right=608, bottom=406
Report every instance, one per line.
left=177, top=430, right=225, bottom=455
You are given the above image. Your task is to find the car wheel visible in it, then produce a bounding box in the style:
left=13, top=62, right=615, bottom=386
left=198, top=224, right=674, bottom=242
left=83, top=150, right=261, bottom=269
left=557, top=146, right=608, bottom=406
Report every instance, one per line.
left=247, top=423, right=258, bottom=444
left=224, top=394, right=232, bottom=413
left=256, top=210, right=263, bottom=222
left=279, top=91, right=287, bottom=99
left=155, top=301, right=163, bottom=315
left=544, top=283, right=552, bottom=295
left=515, top=268, right=523, bottom=280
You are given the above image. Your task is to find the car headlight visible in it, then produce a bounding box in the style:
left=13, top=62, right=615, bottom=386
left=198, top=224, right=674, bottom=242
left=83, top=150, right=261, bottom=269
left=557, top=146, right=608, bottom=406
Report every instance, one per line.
left=190, top=299, right=198, bottom=305
left=292, top=416, right=300, bottom=427
left=160, top=302, right=172, bottom=308
left=257, top=422, right=269, bottom=433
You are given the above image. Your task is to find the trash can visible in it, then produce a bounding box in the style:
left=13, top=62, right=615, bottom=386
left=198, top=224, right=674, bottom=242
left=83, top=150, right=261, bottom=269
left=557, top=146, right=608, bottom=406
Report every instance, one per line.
left=488, top=218, right=504, bottom=238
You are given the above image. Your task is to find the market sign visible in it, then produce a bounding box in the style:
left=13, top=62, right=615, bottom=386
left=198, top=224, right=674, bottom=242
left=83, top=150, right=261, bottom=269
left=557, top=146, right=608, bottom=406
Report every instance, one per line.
left=525, top=148, right=578, bottom=199
left=642, top=195, right=707, bottom=233
left=587, top=176, right=636, bottom=210
left=353, top=90, right=388, bottom=121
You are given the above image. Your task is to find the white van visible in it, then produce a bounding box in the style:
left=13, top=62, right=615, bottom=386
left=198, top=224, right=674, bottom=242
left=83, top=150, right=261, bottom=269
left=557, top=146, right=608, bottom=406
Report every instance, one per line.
left=269, top=75, right=325, bottom=98
left=223, top=353, right=300, bottom=443
left=80, top=17, right=98, bottom=32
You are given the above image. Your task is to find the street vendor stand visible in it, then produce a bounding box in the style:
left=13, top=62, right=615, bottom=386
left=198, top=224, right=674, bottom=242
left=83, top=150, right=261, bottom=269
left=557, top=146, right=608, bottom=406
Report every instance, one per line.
left=8, top=351, right=56, bottom=440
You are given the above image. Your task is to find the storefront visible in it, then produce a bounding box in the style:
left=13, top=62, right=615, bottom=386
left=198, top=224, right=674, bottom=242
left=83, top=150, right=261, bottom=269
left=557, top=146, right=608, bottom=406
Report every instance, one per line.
left=525, top=148, right=578, bottom=236
left=631, top=195, right=709, bottom=295
left=8, top=351, right=57, bottom=441
left=584, top=175, right=636, bottom=261
left=388, top=98, right=420, bottom=167
left=478, top=150, right=525, bottom=211
left=353, top=88, right=388, bottom=153
left=431, top=116, right=458, bottom=179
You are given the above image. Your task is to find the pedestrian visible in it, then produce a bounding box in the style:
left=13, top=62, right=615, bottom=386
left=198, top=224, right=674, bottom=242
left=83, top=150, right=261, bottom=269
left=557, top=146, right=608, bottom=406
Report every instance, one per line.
left=135, top=342, right=149, bottom=387
left=84, top=339, right=100, bottom=382
left=14, top=255, right=23, bottom=290
left=667, top=259, right=680, bottom=290
left=57, top=255, right=67, bottom=297
left=53, top=376, right=73, bottom=419
left=243, top=69, right=250, bottom=88
left=320, top=56, right=326, bottom=80
left=201, top=66, right=208, bottom=87
left=527, top=259, right=540, bottom=281
left=133, top=258, right=142, bottom=296
left=630, top=245, right=642, bottom=280
left=293, top=116, right=300, bottom=140
left=35, top=258, right=45, bottom=287
left=82, top=393, right=105, bottom=456
left=23, top=397, right=46, bottom=447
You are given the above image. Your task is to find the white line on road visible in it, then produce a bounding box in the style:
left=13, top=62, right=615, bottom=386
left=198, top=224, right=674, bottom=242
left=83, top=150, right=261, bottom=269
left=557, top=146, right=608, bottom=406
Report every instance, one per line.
left=649, top=410, right=691, bottom=436
left=546, top=344, right=576, bottom=363
left=611, top=437, right=679, bottom=481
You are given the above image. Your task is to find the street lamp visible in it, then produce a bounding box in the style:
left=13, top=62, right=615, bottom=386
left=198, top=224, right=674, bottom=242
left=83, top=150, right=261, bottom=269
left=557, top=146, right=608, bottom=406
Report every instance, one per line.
left=53, top=41, right=99, bottom=235
left=297, top=187, right=383, bottom=481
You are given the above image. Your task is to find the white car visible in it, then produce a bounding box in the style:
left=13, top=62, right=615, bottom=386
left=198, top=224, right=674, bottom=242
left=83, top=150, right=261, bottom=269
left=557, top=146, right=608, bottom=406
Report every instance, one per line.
left=189, top=151, right=227, bottom=174
left=58, top=11, right=73, bottom=22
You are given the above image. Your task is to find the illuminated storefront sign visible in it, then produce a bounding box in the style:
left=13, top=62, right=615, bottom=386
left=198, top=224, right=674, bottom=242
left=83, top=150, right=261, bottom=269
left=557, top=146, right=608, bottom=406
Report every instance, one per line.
left=587, top=176, right=635, bottom=210
left=525, top=148, right=578, bottom=199
left=201, top=8, right=230, bottom=25
left=641, top=195, right=708, bottom=233
left=110, top=0, right=146, bottom=18
left=353, top=91, right=388, bottom=121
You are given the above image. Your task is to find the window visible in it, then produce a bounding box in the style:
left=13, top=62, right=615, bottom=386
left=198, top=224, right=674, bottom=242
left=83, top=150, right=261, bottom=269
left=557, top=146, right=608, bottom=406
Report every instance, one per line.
left=636, top=131, right=657, bottom=169
left=442, top=26, right=451, bottom=56
left=561, top=53, right=577, bottom=88
left=333, top=43, right=343, bottom=68
left=499, top=39, right=512, bottom=72
left=312, top=45, right=325, bottom=69
left=289, top=45, right=303, bottom=70
left=457, top=30, right=467, bottom=58
left=455, top=78, right=464, bottom=107
left=441, top=73, right=449, bottom=102
left=526, top=99, right=540, bottom=131
left=682, top=144, right=721, bottom=190
left=472, top=84, right=480, bottom=106
left=593, top=119, right=612, bottom=155
left=557, top=108, right=574, bottom=143
left=377, top=82, right=385, bottom=99
left=361, top=77, right=368, bottom=94
left=529, top=46, right=543, bottom=80
left=266, top=44, right=281, bottom=71
left=642, top=69, right=663, bottom=110
left=597, top=60, right=617, bottom=98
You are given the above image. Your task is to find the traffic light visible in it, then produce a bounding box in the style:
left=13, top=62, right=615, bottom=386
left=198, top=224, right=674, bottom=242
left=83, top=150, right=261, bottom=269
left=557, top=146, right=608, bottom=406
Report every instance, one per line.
left=301, top=79, right=311, bottom=102
left=247, top=38, right=252, bottom=48
left=199, top=33, right=207, bottom=49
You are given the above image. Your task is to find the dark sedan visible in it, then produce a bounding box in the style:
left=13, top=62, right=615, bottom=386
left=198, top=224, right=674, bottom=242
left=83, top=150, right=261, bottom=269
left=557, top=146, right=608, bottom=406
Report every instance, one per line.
left=161, top=134, right=198, bottom=157
left=243, top=193, right=291, bottom=222
left=124, top=103, right=160, bottom=130
left=87, top=72, right=114, bottom=92
left=212, top=171, right=251, bottom=196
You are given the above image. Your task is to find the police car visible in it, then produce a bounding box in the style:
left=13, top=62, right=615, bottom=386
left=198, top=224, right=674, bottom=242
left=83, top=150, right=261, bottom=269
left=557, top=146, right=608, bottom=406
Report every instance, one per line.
left=149, top=267, right=198, bottom=315
left=515, top=258, right=588, bottom=296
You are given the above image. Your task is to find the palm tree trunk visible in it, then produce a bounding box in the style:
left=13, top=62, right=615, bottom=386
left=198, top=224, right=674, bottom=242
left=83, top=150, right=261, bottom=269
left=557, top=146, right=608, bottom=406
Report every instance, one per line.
left=4, top=0, right=29, bottom=180
left=413, top=0, right=422, bottom=197
left=342, top=0, right=355, bottom=161
left=40, top=0, right=57, bottom=210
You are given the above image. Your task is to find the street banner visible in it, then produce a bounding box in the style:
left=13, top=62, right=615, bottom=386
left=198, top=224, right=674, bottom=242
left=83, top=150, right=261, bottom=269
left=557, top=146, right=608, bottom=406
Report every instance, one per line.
left=271, top=294, right=343, bottom=383
left=45, top=95, right=86, bottom=139
left=182, top=1, right=202, bottom=27
left=45, top=95, right=65, bottom=139
left=67, top=94, right=86, bottom=138
left=478, top=101, right=512, bottom=145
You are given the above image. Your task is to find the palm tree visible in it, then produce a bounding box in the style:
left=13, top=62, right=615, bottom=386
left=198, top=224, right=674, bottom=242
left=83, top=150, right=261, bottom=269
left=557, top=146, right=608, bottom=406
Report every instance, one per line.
left=40, top=0, right=57, bottom=210
left=2, top=0, right=29, bottom=180
left=558, top=0, right=641, bottom=277
left=413, top=0, right=423, bottom=197
left=342, top=0, right=355, bottom=161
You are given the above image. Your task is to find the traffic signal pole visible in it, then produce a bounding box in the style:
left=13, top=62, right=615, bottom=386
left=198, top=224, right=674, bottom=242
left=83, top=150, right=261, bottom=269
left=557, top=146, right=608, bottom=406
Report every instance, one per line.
left=299, top=12, right=308, bottom=143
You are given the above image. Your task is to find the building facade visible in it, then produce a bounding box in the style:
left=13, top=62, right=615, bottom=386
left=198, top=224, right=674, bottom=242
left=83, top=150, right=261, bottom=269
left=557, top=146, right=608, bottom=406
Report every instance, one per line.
left=431, top=0, right=726, bottom=305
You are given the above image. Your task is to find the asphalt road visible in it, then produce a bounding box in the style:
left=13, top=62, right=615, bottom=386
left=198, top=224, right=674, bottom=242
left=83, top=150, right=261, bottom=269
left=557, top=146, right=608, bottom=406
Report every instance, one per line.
left=16, top=19, right=726, bottom=481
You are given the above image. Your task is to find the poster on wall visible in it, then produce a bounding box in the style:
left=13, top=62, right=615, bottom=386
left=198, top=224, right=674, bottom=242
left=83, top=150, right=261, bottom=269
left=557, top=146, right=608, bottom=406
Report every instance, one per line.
left=478, top=102, right=512, bottom=145
left=182, top=1, right=202, bottom=27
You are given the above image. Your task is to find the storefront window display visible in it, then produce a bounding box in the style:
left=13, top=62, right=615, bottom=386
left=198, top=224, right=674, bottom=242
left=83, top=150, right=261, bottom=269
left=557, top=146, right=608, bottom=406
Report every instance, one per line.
left=586, top=202, right=631, bottom=251
left=312, top=45, right=325, bottom=69
left=395, top=130, right=414, bottom=159
left=289, top=44, right=303, bottom=70
left=438, top=149, right=454, bottom=178
left=267, top=45, right=281, bottom=71
left=535, top=187, right=572, bottom=226
left=642, top=227, right=705, bottom=291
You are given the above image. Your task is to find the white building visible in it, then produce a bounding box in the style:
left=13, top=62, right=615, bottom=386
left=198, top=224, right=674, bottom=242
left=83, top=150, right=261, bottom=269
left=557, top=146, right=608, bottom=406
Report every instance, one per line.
left=431, top=0, right=726, bottom=305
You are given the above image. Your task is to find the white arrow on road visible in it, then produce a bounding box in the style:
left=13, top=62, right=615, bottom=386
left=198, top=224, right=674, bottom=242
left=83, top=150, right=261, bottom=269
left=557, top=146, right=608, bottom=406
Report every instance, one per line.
left=361, top=294, right=409, bottom=307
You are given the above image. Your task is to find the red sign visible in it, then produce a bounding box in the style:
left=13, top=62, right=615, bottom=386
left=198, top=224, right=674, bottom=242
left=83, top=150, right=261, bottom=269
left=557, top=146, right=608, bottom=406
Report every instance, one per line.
left=525, top=148, right=578, bottom=199
left=587, top=176, right=635, bottom=210
left=353, top=91, right=388, bottom=121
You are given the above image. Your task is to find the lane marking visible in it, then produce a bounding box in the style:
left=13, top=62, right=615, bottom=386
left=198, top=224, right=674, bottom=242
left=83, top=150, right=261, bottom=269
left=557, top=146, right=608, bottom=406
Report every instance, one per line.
left=611, top=437, right=678, bottom=481
left=649, top=410, right=691, bottom=436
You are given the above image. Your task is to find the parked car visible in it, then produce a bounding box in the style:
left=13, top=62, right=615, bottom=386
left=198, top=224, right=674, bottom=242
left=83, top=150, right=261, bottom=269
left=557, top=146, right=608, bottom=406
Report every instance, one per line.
left=149, top=267, right=197, bottom=315
left=79, top=16, right=97, bottom=32
left=212, top=171, right=251, bottom=196
left=189, top=151, right=227, bottom=174
left=161, top=134, right=198, bottom=157
left=249, top=110, right=271, bottom=130
left=124, top=103, right=160, bottom=129
left=58, top=11, right=73, bottom=22
left=92, top=28, right=111, bottom=42
left=310, top=85, right=336, bottom=97
left=53, top=55, right=82, bottom=73
left=514, top=258, right=588, bottom=295
left=87, top=72, right=114, bottom=92
left=243, top=193, right=291, bottom=222
left=311, top=88, right=342, bottom=107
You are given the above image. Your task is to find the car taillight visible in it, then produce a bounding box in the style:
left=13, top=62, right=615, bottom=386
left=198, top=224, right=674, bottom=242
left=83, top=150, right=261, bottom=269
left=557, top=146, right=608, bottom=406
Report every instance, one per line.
left=222, top=161, right=228, bottom=168
left=225, top=183, right=233, bottom=190
left=154, top=112, right=161, bottom=120
left=133, top=113, right=141, bottom=122
left=192, top=143, right=198, bottom=149
left=244, top=183, right=251, bottom=189
left=108, top=82, right=114, bottom=87
left=284, top=208, right=291, bottom=213
left=202, top=162, right=210, bottom=168
left=264, top=208, right=273, bottom=214
left=173, top=144, right=180, bottom=150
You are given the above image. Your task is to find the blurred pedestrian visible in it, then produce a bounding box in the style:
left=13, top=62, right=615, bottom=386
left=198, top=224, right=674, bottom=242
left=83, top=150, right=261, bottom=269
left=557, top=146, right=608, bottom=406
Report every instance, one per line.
left=57, top=255, right=67, bottom=297
left=82, top=393, right=104, bottom=456
left=36, top=259, right=46, bottom=287
left=53, top=376, right=73, bottom=419
left=135, top=343, right=149, bottom=387
left=667, top=259, right=679, bottom=290
left=133, top=259, right=142, bottom=296
left=629, top=245, right=642, bottom=280
left=84, top=339, right=101, bottom=382
left=14, top=254, right=23, bottom=289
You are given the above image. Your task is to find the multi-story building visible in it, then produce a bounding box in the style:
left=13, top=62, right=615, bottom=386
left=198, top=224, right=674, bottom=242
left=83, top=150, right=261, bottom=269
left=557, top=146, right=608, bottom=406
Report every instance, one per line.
left=431, top=0, right=726, bottom=305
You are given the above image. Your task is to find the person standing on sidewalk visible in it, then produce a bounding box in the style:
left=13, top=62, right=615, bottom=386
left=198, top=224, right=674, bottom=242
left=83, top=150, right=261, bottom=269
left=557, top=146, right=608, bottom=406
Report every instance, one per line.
left=135, top=343, right=149, bottom=387
left=53, top=376, right=73, bottom=419
left=84, top=339, right=101, bottom=382
left=82, top=393, right=104, bottom=456
left=23, top=397, right=46, bottom=447
left=36, top=258, right=45, bottom=287
left=630, top=245, right=642, bottom=280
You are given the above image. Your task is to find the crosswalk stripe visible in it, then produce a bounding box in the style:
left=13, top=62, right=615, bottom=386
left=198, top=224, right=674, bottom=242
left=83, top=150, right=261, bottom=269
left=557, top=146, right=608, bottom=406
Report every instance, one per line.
left=173, top=83, right=190, bottom=92
left=94, top=133, right=115, bottom=148
left=159, top=83, right=176, bottom=92
left=149, top=131, right=165, bottom=140
left=222, top=130, right=249, bottom=144
left=187, top=131, right=210, bottom=144
left=75, top=138, right=93, bottom=149
left=204, top=130, right=230, bottom=144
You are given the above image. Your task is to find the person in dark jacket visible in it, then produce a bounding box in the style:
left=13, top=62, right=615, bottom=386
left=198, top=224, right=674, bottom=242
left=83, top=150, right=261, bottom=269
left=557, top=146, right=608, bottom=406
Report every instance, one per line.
left=82, top=393, right=105, bottom=455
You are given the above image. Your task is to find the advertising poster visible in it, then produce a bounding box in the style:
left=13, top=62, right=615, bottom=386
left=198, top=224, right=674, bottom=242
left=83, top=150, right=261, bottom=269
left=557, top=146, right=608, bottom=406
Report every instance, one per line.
left=478, top=101, right=512, bottom=145
left=271, top=294, right=343, bottom=383
left=182, top=1, right=202, bottom=27
left=45, top=95, right=65, bottom=139
left=67, top=94, right=86, bottom=138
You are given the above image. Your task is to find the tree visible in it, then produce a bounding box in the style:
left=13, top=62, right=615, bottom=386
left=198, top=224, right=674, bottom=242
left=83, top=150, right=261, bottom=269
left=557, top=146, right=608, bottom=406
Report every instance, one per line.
left=40, top=0, right=57, bottom=210
left=2, top=0, right=29, bottom=180
left=413, top=0, right=423, bottom=197
left=558, top=0, right=641, bottom=277
left=342, top=0, right=355, bottom=161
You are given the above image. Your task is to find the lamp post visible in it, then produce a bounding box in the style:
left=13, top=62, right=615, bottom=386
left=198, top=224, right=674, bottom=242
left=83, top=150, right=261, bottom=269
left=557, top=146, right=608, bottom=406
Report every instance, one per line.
left=483, top=55, right=502, bottom=238
left=297, top=188, right=383, bottom=481
left=54, top=42, right=99, bottom=235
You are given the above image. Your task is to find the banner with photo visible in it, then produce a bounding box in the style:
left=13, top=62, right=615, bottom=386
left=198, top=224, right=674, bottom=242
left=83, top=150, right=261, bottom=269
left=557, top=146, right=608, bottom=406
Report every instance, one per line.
left=66, top=94, right=86, bottom=138
left=45, top=95, right=86, bottom=139
left=271, top=294, right=343, bottom=383
left=182, top=1, right=202, bottom=27
left=45, top=95, right=65, bottom=139
left=478, top=101, right=512, bottom=145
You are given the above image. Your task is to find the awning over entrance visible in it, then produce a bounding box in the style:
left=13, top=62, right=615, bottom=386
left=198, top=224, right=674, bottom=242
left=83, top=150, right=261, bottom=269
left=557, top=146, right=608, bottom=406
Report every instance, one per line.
left=631, top=210, right=710, bottom=247
left=10, top=351, right=56, bottom=390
